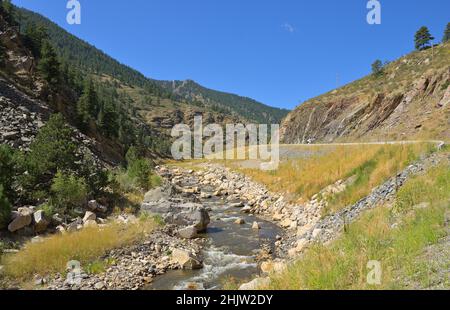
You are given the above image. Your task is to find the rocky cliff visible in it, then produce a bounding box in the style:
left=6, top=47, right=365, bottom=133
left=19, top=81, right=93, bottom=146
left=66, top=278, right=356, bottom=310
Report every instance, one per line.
left=280, top=43, right=450, bottom=144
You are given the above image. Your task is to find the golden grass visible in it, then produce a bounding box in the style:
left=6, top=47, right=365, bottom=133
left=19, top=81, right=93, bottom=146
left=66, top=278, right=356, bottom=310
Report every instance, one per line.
left=262, top=165, right=450, bottom=290
left=1, top=219, right=158, bottom=280
left=237, top=143, right=434, bottom=209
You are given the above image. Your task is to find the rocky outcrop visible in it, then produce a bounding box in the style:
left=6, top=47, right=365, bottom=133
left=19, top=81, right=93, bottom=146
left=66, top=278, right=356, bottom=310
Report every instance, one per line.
left=280, top=44, right=450, bottom=143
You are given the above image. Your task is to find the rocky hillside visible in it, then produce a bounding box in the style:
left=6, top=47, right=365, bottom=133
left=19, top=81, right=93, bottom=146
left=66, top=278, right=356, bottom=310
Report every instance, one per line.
left=280, top=43, right=450, bottom=144
left=17, top=7, right=289, bottom=126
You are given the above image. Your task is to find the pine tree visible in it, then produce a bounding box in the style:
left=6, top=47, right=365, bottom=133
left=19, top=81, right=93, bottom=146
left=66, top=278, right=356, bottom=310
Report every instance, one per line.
left=443, top=23, right=450, bottom=43
left=37, top=40, right=60, bottom=85
left=1, top=0, right=15, bottom=24
left=23, top=23, right=48, bottom=58
left=371, top=60, right=384, bottom=76
left=24, top=114, right=77, bottom=190
left=414, top=26, right=434, bottom=50
left=0, top=41, right=5, bottom=65
left=77, top=79, right=99, bottom=127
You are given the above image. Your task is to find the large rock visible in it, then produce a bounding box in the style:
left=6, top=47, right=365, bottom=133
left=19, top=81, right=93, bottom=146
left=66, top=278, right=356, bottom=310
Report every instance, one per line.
left=8, top=207, right=33, bottom=232
left=143, top=184, right=173, bottom=203
left=83, top=211, right=96, bottom=223
left=33, top=210, right=49, bottom=233
left=87, top=200, right=108, bottom=213
left=171, top=248, right=203, bottom=270
left=178, top=226, right=198, bottom=239
left=142, top=202, right=210, bottom=232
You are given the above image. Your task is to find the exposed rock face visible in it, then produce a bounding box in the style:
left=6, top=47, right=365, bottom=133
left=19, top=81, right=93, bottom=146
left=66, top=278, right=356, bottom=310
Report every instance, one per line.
left=280, top=44, right=450, bottom=143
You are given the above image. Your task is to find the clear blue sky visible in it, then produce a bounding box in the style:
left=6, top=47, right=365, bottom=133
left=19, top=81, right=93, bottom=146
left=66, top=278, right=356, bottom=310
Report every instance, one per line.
left=11, top=0, right=450, bottom=109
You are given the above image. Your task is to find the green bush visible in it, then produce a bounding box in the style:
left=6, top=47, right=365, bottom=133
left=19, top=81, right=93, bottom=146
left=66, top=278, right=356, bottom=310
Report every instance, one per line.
left=0, top=144, right=16, bottom=201
left=0, top=185, right=12, bottom=230
left=25, top=114, right=77, bottom=183
left=127, top=159, right=153, bottom=190
left=50, top=171, right=87, bottom=214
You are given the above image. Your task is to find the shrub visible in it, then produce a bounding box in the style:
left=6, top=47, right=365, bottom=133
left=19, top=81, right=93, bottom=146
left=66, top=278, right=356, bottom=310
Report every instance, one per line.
left=0, top=185, right=12, bottom=230
left=78, top=154, right=109, bottom=196
left=50, top=171, right=87, bottom=214
left=0, top=144, right=16, bottom=201
left=23, top=114, right=77, bottom=194
left=127, top=159, right=153, bottom=190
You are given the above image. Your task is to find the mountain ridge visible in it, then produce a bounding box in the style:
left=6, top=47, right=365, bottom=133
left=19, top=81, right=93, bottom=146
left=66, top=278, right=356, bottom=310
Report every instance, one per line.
left=16, top=7, right=289, bottom=125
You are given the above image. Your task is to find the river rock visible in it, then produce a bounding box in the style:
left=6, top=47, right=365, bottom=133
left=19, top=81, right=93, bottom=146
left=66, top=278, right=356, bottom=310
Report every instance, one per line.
left=234, top=218, right=245, bottom=225
left=144, top=202, right=210, bottom=232
left=178, top=226, right=198, bottom=239
left=171, top=248, right=203, bottom=270
left=8, top=207, right=33, bottom=232
left=33, top=210, right=49, bottom=233
left=241, top=206, right=252, bottom=213
left=252, top=221, right=260, bottom=229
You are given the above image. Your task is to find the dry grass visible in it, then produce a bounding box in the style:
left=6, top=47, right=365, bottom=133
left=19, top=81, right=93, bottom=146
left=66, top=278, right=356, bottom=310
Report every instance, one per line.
left=262, top=164, right=450, bottom=290
left=1, top=219, right=158, bottom=280
left=237, top=143, right=434, bottom=210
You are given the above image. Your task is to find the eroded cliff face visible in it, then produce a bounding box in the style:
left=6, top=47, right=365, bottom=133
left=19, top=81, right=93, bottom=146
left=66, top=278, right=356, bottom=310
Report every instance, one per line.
left=281, top=43, right=450, bottom=144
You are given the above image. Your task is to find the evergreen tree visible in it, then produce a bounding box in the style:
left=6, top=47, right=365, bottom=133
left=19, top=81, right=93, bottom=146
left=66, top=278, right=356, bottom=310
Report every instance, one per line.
left=37, top=40, right=60, bottom=85
left=443, top=22, right=450, bottom=43
left=0, top=144, right=16, bottom=201
left=0, top=185, right=12, bottom=230
left=77, top=79, right=99, bottom=127
left=25, top=114, right=77, bottom=186
left=23, top=23, right=48, bottom=58
left=1, top=0, right=15, bottom=24
left=414, top=26, right=434, bottom=50
left=0, top=41, right=5, bottom=65
left=371, top=60, right=384, bottom=76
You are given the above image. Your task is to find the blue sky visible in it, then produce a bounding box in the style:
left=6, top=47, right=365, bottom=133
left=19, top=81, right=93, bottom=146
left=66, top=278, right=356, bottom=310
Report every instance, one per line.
left=11, top=0, right=450, bottom=110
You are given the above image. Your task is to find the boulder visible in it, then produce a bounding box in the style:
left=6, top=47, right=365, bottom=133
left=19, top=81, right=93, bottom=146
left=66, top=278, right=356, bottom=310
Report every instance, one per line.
left=83, top=211, right=96, bottom=223
left=67, top=218, right=83, bottom=233
left=33, top=210, right=49, bottom=233
left=171, top=248, right=203, bottom=270
left=87, top=200, right=108, bottom=213
left=8, top=207, right=33, bottom=232
left=230, top=202, right=244, bottom=208
left=143, top=187, right=166, bottom=203
left=241, top=206, right=252, bottom=213
left=252, top=221, right=260, bottom=230
left=143, top=202, right=210, bottom=232
left=178, top=226, right=198, bottom=239
left=234, top=218, right=245, bottom=225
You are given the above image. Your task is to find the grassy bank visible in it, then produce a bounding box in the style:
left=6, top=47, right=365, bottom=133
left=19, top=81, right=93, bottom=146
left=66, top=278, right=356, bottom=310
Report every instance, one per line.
left=1, top=218, right=158, bottom=281
left=237, top=143, right=434, bottom=213
left=262, top=164, right=449, bottom=290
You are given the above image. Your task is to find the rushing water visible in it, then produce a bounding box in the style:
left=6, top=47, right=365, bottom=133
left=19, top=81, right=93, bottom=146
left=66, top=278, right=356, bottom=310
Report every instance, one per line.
left=149, top=191, right=282, bottom=290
